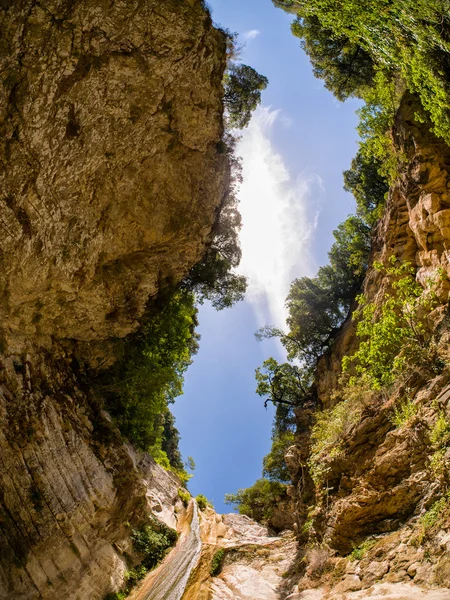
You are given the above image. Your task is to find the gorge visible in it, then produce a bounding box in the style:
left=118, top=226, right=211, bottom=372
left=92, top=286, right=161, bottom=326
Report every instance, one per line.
left=2, top=0, right=450, bottom=599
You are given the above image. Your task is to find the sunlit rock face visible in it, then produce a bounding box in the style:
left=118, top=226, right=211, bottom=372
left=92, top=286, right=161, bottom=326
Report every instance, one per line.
left=181, top=510, right=299, bottom=600
left=286, top=93, right=450, bottom=593
left=0, top=1, right=228, bottom=598
left=0, top=0, right=228, bottom=351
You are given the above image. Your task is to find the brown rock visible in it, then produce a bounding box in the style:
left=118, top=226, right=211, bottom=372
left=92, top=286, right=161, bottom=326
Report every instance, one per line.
left=335, top=574, right=363, bottom=593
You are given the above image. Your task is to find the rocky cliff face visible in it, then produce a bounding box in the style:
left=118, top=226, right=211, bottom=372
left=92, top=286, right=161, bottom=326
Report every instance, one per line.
left=0, top=1, right=229, bottom=598
left=286, top=92, right=450, bottom=595
left=0, top=0, right=228, bottom=353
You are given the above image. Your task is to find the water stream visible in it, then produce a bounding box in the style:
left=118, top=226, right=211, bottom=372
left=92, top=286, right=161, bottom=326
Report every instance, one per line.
left=131, top=501, right=202, bottom=600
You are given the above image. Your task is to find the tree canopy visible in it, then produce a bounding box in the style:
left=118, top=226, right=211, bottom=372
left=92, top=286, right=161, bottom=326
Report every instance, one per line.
left=182, top=139, right=247, bottom=310
left=100, top=290, right=199, bottom=477
left=291, top=15, right=374, bottom=101
left=343, top=151, right=389, bottom=226
left=257, top=214, right=371, bottom=365
left=224, top=64, right=268, bottom=129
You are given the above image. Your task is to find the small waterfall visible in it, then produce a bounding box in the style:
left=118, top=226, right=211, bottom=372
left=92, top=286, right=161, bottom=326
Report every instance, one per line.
left=143, top=501, right=202, bottom=600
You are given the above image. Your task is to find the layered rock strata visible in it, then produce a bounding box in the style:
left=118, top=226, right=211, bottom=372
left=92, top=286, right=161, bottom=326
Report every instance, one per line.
left=287, top=93, right=450, bottom=592
left=0, top=1, right=229, bottom=598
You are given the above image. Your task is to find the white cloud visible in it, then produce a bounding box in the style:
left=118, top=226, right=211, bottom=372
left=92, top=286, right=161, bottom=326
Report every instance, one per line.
left=236, top=106, right=323, bottom=330
left=243, top=29, right=261, bottom=42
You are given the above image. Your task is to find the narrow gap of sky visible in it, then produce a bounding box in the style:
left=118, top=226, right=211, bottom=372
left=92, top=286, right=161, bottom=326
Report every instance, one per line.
left=172, top=0, right=362, bottom=513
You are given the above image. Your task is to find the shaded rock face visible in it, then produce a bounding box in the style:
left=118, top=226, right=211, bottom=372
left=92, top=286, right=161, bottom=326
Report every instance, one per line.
left=287, top=93, right=450, bottom=588
left=0, top=350, right=185, bottom=599
left=0, top=0, right=228, bottom=350
left=0, top=1, right=229, bottom=598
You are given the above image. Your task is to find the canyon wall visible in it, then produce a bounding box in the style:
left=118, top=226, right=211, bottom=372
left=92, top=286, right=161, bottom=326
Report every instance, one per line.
left=0, top=1, right=229, bottom=598
left=287, top=93, right=450, bottom=594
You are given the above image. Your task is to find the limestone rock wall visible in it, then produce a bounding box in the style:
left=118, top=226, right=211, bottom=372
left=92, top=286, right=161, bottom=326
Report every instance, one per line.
left=287, top=93, right=450, bottom=592
left=0, top=0, right=228, bottom=350
left=0, top=1, right=229, bottom=598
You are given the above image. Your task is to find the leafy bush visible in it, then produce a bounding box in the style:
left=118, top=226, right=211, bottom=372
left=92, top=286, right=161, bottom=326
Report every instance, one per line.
left=104, top=519, right=178, bottom=600
left=350, top=538, right=376, bottom=561
left=104, top=593, right=127, bottom=600
left=390, top=395, right=418, bottom=427
left=343, top=151, right=389, bottom=226
left=420, top=494, right=450, bottom=530
left=224, top=478, right=287, bottom=523
left=342, top=260, right=442, bottom=390
left=430, top=412, right=450, bottom=447
left=262, top=431, right=295, bottom=483
left=429, top=411, right=450, bottom=476
left=131, top=518, right=178, bottom=570
left=273, top=0, right=450, bottom=146
left=210, top=548, right=226, bottom=576
left=356, top=71, right=405, bottom=183
left=308, top=376, right=378, bottom=492
left=178, top=488, right=191, bottom=507
left=195, top=494, right=213, bottom=511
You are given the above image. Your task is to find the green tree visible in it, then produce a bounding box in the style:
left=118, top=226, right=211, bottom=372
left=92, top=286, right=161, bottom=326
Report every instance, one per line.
left=272, top=0, right=450, bottom=144
left=101, top=290, right=199, bottom=454
left=263, top=431, right=295, bottom=483
left=161, top=411, right=184, bottom=471
left=343, top=151, right=389, bottom=226
left=257, top=215, right=371, bottom=364
left=182, top=138, right=247, bottom=310
left=184, top=250, right=247, bottom=310
left=224, top=64, right=268, bottom=129
left=224, top=478, right=288, bottom=523
left=255, top=357, right=312, bottom=417
left=291, top=15, right=374, bottom=101
left=324, top=215, right=371, bottom=296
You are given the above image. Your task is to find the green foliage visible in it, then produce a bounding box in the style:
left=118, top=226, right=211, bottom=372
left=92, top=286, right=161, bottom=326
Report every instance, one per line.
left=224, top=478, right=288, bottom=523
left=262, top=431, right=295, bottom=483
left=258, top=214, right=370, bottom=366
left=429, top=411, right=450, bottom=477
left=390, top=394, right=418, bottom=427
left=104, top=593, right=127, bottom=600
left=161, top=411, right=184, bottom=472
left=178, top=488, right=191, bottom=506
left=350, top=538, right=376, bottom=561
left=224, top=64, right=268, bottom=129
left=124, top=565, right=148, bottom=585
left=420, top=494, right=450, bottom=530
left=273, top=0, right=450, bottom=146
left=195, top=494, right=213, bottom=511
left=342, top=259, right=442, bottom=390
left=186, top=456, right=196, bottom=472
left=182, top=136, right=247, bottom=311
left=343, top=151, right=389, bottom=226
left=430, top=412, right=450, bottom=446
left=101, top=290, right=199, bottom=462
left=255, top=357, right=311, bottom=420
left=210, top=548, right=226, bottom=576
left=308, top=376, right=378, bottom=492
left=291, top=15, right=375, bottom=101
left=255, top=213, right=372, bottom=497
left=357, top=71, right=405, bottom=183
left=131, top=518, right=178, bottom=570
left=105, top=518, right=178, bottom=599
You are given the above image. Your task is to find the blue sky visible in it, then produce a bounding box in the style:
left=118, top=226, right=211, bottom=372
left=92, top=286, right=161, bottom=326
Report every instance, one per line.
left=172, top=0, right=361, bottom=513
